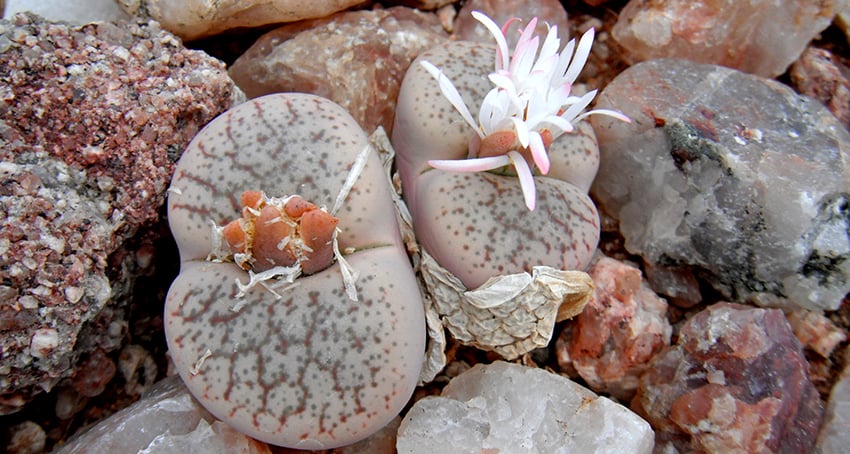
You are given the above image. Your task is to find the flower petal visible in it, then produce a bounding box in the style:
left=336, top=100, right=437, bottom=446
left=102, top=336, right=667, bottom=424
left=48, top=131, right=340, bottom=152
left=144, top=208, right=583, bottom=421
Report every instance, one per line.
left=534, top=25, right=561, bottom=74
left=560, top=89, right=597, bottom=123
left=511, top=35, right=539, bottom=81
left=554, top=37, right=576, bottom=82
left=573, top=108, right=632, bottom=124
left=429, top=155, right=511, bottom=172
left=539, top=115, right=574, bottom=135
left=420, top=60, right=481, bottom=137
left=508, top=150, right=537, bottom=211
left=563, top=28, right=594, bottom=84
left=512, top=117, right=530, bottom=147
left=473, top=11, right=511, bottom=72
left=528, top=131, right=550, bottom=174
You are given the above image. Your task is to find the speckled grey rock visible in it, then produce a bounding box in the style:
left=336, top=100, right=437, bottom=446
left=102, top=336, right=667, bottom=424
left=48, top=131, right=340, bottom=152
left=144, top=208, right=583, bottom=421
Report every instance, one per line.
left=396, top=361, right=654, bottom=453
left=0, top=13, right=241, bottom=414
left=165, top=93, right=425, bottom=449
left=592, top=59, right=850, bottom=311
left=393, top=40, right=601, bottom=290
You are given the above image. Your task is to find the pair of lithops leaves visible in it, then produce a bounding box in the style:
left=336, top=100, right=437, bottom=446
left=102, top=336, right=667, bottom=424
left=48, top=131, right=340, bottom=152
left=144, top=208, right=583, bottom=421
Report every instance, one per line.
left=165, top=93, right=424, bottom=449
left=391, top=39, right=600, bottom=363
left=393, top=41, right=602, bottom=290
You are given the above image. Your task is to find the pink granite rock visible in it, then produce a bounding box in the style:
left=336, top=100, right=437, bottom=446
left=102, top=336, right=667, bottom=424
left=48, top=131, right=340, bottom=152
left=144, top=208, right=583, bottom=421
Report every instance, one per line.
left=791, top=47, right=850, bottom=131
left=633, top=303, right=824, bottom=453
left=557, top=254, right=671, bottom=401
left=0, top=13, right=242, bottom=414
left=165, top=93, right=425, bottom=449
left=611, top=0, right=843, bottom=77
left=786, top=309, right=847, bottom=358
left=641, top=260, right=702, bottom=308
left=452, top=0, right=569, bottom=48
left=391, top=0, right=454, bottom=10
left=229, top=7, right=448, bottom=135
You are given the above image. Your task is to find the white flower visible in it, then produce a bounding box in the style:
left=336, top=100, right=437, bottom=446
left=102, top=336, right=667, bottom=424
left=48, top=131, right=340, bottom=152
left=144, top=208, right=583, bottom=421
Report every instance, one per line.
left=422, top=11, right=629, bottom=210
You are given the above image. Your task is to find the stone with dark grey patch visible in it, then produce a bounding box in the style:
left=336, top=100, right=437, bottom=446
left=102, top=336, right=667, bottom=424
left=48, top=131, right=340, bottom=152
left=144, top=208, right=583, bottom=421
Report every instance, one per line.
left=592, top=58, right=850, bottom=311
left=166, top=93, right=424, bottom=449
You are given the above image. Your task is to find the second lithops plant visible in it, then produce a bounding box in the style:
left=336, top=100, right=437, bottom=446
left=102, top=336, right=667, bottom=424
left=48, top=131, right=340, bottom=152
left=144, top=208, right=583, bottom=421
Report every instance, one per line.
left=165, top=93, right=425, bottom=449
left=392, top=11, right=628, bottom=359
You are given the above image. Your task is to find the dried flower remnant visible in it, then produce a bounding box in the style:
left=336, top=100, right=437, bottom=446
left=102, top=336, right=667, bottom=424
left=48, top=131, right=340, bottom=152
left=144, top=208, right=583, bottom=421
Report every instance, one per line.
left=207, top=140, right=374, bottom=304
left=422, top=11, right=630, bottom=210
left=216, top=190, right=339, bottom=275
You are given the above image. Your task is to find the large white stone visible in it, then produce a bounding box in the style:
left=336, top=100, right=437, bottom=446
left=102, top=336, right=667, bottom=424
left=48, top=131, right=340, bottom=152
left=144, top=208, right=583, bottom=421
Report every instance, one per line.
left=54, top=376, right=246, bottom=453
left=397, top=361, right=654, bottom=453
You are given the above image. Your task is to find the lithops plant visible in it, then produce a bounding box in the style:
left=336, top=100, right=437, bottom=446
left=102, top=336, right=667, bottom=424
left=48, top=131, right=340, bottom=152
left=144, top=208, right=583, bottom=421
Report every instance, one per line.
left=165, top=93, right=425, bottom=449
left=392, top=12, right=626, bottom=358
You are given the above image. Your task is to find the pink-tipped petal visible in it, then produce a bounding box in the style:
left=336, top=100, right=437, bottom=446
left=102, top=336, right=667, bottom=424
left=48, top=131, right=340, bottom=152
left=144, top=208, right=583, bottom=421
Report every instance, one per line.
left=429, top=155, right=511, bottom=172
left=510, top=35, right=539, bottom=80
left=472, top=11, right=511, bottom=72
left=420, top=60, right=481, bottom=137
left=514, top=17, right=539, bottom=54
left=528, top=131, right=550, bottom=174
left=508, top=150, right=536, bottom=211
left=563, top=28, right=595, bottom=84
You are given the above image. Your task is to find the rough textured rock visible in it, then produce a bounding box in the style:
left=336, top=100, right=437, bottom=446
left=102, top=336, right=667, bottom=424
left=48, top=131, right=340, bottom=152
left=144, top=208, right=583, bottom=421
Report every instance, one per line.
left=592, top=59, right=850, bottom=312
left=4, top=420, right=46, bottom=454
left=633, top=303, right=824, bottom=453
left=556, top=254, right=671, bottom=401
left=229, top=7, right=448, bottom=135
left=791, top=47, right=850, bottom=131
left=166, top=93, right=425, bottom=449
left=452, top=0, right=569, bottom=48
left=3, top=0, right=130, bottom=22
left=385, top=0, right=454, bottom=10
left=0, top=13, right=242, bottom=414
left=397, top=361, right=655, bottom=453
left=786, top=309, right=846, bottom=358
left=117, top=0, right=366, bottom=41
left=611, top=0, right=842, bottom=77
left=817, top=347, right=850, bottom=454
